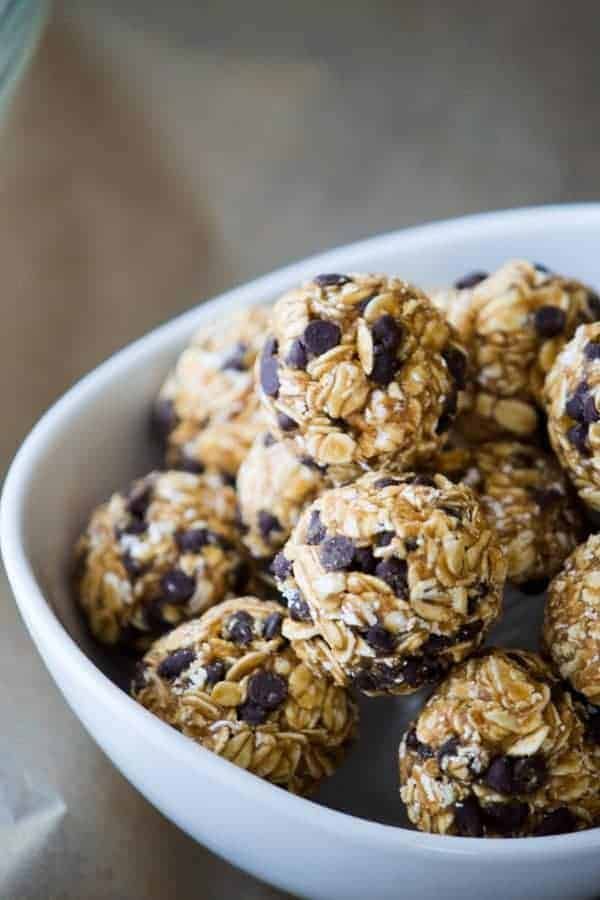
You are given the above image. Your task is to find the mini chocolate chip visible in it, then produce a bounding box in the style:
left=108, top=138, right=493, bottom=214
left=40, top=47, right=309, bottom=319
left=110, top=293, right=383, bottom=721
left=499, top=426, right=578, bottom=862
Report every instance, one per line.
left=314, top=273, right=351, bottom=287
left=567, top=423, right=589, bottom=453
left=375, top=530, right=395, bottom=547
left=178, top=454, right=205, bottom=474
left=484, top=755, right=546, bottom=795
left=442, top=346, right=468, bottom=390
left=534, top=306, right=566, bottom=338
left=374, top=557, right=408, bottom=598
left=204, top=659, right=226, bottom=685
left=533, top=807, right=576, bottom=836
left=370, top=347, right=399, bottom=386
left=160, top=569, right=196, bottom=603
left=483, top=801, right=529, bottom=835
left=372, top=314, right=402, bottom=351
left=454, top=271, right=488, bottom=290
left=438, top=737, right=459, bottom=759
left=247, top=670, right=288, bottom=709
left=131, top=662, right=148, bottom=693
left=260, top=353, right=280, bottom=397
left=153, top=397, right=178, bottom=438
left=584, top=341, right=600, bottom=360
left=127, top=483, right=152, bottom=519
left=263, top=432, right=276, bottom=447
left=288, top=593, right=312, bottom=621
left=364, top=624, right=396, bottom=654
left=565, top=382, right=589, bottom=421
left=237, top=700, right=268, bottom=725
left=176, top=528, right=214, bottom=553
left=221, top=341, right=248, bottom=371
left=587, top=713, right=600, bottom=744
left=583, top=393, right=600, bottom=423
left=519, top=577, right=550, bottom=595
left=306, top=509, right=327, bottom=545
left=258, top=510, right=282, bottom=539
left=587, top=291, right=600, bottom=321
left=373, top=477, right=400, bottom=489
left=271, top=552, right=292, bottom=580
left=263, top=612, right=283, bottom=640
left=320, top=535, right=355, bottom=571
left=530, top=487, right=563, bottom=509
left=353, top=546, right=376, bottom=573
left=286, top=338, right=308, bottom=369
left=453, top=796, right=484, bottom=837
left=353, top=664, right=397, bottom=693
left=277, top=411, right=298, bottom=431
left=401, top=655, right=448, bottom=688
left=303, top=319, right=342, bottom=356
left=157, top=649, right=196, bottom=680
left=226, top=611, right=254, bottom=645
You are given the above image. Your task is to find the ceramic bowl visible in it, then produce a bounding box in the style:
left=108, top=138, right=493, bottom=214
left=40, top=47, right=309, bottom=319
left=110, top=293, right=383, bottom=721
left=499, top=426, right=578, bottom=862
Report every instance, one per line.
left=3, top=205, right=600, bottom=900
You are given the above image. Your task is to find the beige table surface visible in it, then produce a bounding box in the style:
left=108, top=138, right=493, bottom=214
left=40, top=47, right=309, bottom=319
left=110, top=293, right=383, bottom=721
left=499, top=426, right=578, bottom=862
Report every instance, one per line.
left=1, top=2, right=600, bottom=897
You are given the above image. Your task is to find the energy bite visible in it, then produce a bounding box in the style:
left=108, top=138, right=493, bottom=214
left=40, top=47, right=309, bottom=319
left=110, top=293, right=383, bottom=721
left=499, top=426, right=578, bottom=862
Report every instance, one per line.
left=132, top=597, right=358, bottom=794
left=435, top=261, right=597, bottom=440
left=257, top=273, right=468, bottom=477
left=276, top=471, right=505, bottom=696
left=237, top=433, right=329, bottom=560
left=75, top=470, right=248, bottom=648
left=545, top=323, right=600, bottom=511
left=543, top=535, right=600, bottom=706
left=154, top=306, right=270, bottom=477
left=399, top=649, right=600, bottom=837
left=432, top=441, right=584, bottom=589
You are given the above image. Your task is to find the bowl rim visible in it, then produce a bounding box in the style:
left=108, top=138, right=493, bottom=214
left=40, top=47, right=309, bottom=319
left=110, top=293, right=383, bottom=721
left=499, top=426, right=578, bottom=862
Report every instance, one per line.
left=3, top=202, right=600, bottom=859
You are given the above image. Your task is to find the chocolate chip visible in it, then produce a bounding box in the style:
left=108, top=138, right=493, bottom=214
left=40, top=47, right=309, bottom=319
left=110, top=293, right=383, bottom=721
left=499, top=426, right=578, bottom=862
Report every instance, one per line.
left=160, top=569, right=196, bottom=604
left=353, top=546, right=376, bottom=574
left=371, top=347, right=399, bottom=387
left=533, top=807, right=576, bottom=837
left=314, top=273, right=351, bottom=287
left=277, top=411, right=298, bottom=431
left=530, top=487, right=563, bottom=509
left=420, top=633, right=452, bottom=654
left=567, top=423, right=589, bottom=453
left=247, top=670, right=288, bottom=710
left=373, top=477, right=400, bottom=489
left=260, top=354, right=280, bottom=397
left=534, top=306, right=566, bottom=338
left=306, top=510, right=327, bottom=545
left=303, top=319, right=341, bottom=357
left=176, top=528, right=214, bottom=553
left=405, top=538, right=418, bottom=552
left=519, top=577, right=550, bottom=595
left=271, top=552, right=292, bottom=580
left=226, top=611, right=254, bottom=645
left=320, top=535, right=355, bottom=571
left=364, top=624, right=396, bottom=654
left=157, top=649, right=196, bottom=680
left=132, top=662, right=148, bottom=693
left=454, top=271, right=488, bottom=290
left=483, top=801, right=529, bottom=835
left=372, top=314, right=402, bottom=350
left=584, top=341, right=600, bottom=362
left=374, top=557, right=408, bottom=598
left=583, top=394, right=600, bottom=423
left=438, top=737, right=459, bottom=759
left=286, top=338, right=308, bottom=369
left=401, top=654, right=448, bottom=688
left=263, top=612, right=283, bottom=640
left=374, top=530, right=395, bottom=547
left=258, top=510, right=282, bottom=539
left=405, top=727, right=434, bottom=759
left=153, top=397, right=178, bottom=439
left=484, top=755, right=547, bottom=795
left=288, top=593, right=311, bottom=621
left=442, top=346, right=468, bottom=390
left=263, top=432, right=276, bottom=447
left=127, top=483, right=152, bottom=519
left=352, top=665, right=395, bottom=693
left=237, top=700, right=268, bottom=725
left=587, top=291, right=600, bottom=321
left=453, top=796, right=484, bottom=837
left=116, top=518, right=147, bottom=537
left=565, top=382, right=589, bottom=421
left=204, top=659, right=226, bottom=685
left=221, top=341, right=248, bottom=371
left=178, top=454, right=205, bottom=474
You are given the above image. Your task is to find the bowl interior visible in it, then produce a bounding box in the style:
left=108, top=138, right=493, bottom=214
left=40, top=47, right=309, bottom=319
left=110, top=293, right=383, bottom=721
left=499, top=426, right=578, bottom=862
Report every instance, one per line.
left=10, top=204, right=600, bottom=829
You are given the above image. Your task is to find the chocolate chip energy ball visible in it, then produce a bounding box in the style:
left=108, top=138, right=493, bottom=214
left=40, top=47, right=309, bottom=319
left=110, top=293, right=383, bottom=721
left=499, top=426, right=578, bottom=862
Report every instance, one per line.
left=435, top=261, right=596, bottom=440
left=543, top=535, right=600, bottom=705
left=237, top=433, right=328, bottom=560
left=132, top=597, right=358, bottom=794
left=545, top=323, right=600, bottom=511
left=276, top=471, right=505, bottom=696
left=433, top=441, right=584, bottom=590
left=75, top=471, right=248, bottom=648
left=257, top=273, right=468, bottom=477
left=155, top=306, right=270, bottom=477
left=399, top=649, right=600, bottom=837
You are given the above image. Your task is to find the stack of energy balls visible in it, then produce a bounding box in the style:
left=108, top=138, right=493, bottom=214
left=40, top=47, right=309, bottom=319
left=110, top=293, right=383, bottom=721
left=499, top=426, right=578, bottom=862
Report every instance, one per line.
left=75, top=263, right=600, bottom=836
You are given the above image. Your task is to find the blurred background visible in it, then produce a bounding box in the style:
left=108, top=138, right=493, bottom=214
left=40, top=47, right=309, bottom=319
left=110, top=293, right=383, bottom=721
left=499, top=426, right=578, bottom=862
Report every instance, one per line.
left=1, top=1, right=599, bottom=896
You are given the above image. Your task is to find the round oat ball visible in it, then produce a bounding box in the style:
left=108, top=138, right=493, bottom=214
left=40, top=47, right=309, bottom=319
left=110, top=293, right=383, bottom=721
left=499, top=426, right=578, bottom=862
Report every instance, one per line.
left=75, top=470, right=248, bottom=648
left=399, top=649, right=600, bottom=837
left=237, top=432, right=329, bottom=560
left=274, top=471, right=505, bottom=696
left=545, top=322, right=600, bottom=511
left=434, top=261, right=597, bottom=441
left=154, top=306, right=270, bottom=477
left=431, top=441, right=584, bottom=590
left=132, top=597, right=358, bottom=794
left=257, top=273, right=468, bottom=478
left=543, top=535, right=600, bottom=707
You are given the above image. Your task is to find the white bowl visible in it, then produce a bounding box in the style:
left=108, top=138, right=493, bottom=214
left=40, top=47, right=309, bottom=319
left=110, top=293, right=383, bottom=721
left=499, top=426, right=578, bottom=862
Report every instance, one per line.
left=3, top=205, right=600, bottom=900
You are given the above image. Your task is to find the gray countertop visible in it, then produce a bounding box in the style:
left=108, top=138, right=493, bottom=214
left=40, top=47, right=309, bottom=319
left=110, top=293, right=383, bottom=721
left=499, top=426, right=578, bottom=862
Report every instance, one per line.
left=2, top=1, right=599, bottom=896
